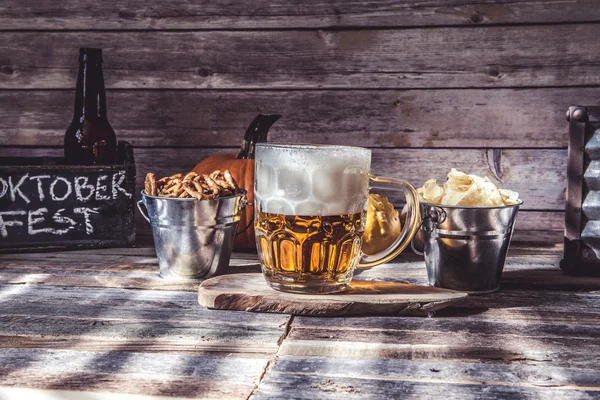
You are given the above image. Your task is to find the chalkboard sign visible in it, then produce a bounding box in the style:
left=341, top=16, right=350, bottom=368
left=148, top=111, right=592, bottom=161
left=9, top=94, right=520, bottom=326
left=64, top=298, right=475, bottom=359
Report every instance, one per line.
left=0, top=142, right=135, bottom=252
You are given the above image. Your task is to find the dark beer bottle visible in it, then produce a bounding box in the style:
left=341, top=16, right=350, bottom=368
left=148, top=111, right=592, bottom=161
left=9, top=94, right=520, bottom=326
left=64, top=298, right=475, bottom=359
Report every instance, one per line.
left=64, top=48, right=117, bottom=165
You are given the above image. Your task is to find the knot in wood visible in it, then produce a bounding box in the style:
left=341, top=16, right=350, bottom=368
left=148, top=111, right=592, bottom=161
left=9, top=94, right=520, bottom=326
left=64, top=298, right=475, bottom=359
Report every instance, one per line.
left=0, top=65, right=15, bottom=75
left=197, top=68, right=214, bottom=77
left=470, top=11, right=484, bottom=24
left=488, top=67, right=500, bottom=78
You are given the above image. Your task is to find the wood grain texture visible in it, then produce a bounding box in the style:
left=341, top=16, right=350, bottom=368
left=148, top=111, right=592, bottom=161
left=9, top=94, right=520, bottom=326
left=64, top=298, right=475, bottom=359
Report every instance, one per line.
left=0, top=147, right=567, bottom=211
left=0, top=349, right=268, bottom=399
left=0, top=284, right=286, bottom=328
left=252, top=372, right=600, bottom=400
left=198, top=273, right=468, bottom=316
left=0, top=283, right=289, bottom=356
left=264, top=356, right=600, bottom=391
left=0, top=387, right=187, bottom=400
left=1, top=25, right=599, bottom=89
left=0, top=272, right=288, bottom=398
left=1, top=245, right=598, bottom=398
left=2, top=0, right=599, bottom=30
left=0, top=243, right=576, bottom=293
left=280, top=287, right=600, bottom=368
left=0, top=88, right=593, bottom=148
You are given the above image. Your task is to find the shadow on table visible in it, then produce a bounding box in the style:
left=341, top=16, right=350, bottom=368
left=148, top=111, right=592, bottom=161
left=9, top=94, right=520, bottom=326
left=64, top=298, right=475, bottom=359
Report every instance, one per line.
left=0, top=281, right=272, bottom=398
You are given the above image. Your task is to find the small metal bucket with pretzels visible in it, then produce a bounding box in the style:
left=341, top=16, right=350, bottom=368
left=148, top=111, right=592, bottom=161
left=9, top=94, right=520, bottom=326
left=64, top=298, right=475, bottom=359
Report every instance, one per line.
left=138, top=171, right=247, bottom=280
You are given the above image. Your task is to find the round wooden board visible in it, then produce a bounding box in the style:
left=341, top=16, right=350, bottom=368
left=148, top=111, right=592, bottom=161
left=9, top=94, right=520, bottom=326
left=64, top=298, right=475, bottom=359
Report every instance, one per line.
left=198, top=273, right=468, bottom=317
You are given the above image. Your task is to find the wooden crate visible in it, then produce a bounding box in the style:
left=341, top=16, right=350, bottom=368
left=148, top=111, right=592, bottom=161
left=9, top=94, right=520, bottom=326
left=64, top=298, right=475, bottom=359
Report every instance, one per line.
left=0, top=141, right=135, bottom=252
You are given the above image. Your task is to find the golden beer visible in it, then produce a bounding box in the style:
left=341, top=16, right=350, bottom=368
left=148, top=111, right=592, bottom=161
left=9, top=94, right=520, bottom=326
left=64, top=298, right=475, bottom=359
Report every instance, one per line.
left=254, top=143, right=420, bottom=293
left=255, top=211, right=365, bottom=292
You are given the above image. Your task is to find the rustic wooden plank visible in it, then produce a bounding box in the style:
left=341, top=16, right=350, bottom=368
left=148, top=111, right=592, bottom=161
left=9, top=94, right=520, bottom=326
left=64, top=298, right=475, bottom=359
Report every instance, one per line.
left=0, top=147, right=567, bottom=211
left=0, top=245, right=260, bottom=261
left=1, top=25, right=599, bottom=89
left=0, top=348, right=267, bottom=399
left=0, top=264, right=260, bottom=291
left=0, top=244, right=580, bottom=293
left=0, top=284, right=289, bottom=358
left=251, top=372, right=600, bottom=399
left=2, top=0, right=599, bottom=30
left=284, top=304, right=600, bottom=366
left=0, top=334, right=278, bottom=357
left=0, top=240, right=560, bottom=264
left=0, top=88, right=594, bottom=148
left=0, top=387, right=187, bottom=400
left=0, top=284, right=288, bottom=328
left=265, top=356, right=600, bottom=390
left=278, top=339, right=600, bottom=370
left=291, top=313, right=600, bottom=341
left=511, top=229, right=562, bottom=244
left=294, top=288, right=600, bottom=327
left=0, top=314, right=283, bottom=354
left=280, top=332, right=600, bottom=365
left=278, top=329, right=600, bottom=369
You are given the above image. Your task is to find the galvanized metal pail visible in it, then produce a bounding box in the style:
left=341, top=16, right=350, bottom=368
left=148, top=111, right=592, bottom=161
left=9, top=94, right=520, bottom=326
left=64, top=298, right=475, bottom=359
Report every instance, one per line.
left=419, top=202, right=521, bottom=294
left=138, top=191, right=247, bottom=279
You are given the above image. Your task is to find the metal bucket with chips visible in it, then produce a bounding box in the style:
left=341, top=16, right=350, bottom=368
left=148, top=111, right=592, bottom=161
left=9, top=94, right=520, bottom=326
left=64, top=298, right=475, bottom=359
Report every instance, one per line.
left=418, top=201, right=521, bottom=294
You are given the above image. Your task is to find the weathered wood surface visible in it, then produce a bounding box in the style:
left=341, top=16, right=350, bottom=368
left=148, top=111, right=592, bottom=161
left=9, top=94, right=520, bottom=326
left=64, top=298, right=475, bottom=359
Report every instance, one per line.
left=1, top=25, right=599, bottom=89
left=0, top=348, right=269, bottom=399
left=1, top=243, right=600, bottom=398
left=0, top=1, right=596, bottom=396
left=0, top=242, right=577, bottom=292
left=0, top=387, right=185, bottom=400
left=0, top=147, right=568, bottom=211
left=198, top=273, right=468, bottom=316
left=0, top=88, right=594, bottom=148
left=0, top=145, right=567, bottom=239
left=252, top=364, right=600, bottom=400
left=0, top=280, right=288, bottom=398
left=2, top=0, right=600, bottom=30
left=254, top=246, right=600, bottom=399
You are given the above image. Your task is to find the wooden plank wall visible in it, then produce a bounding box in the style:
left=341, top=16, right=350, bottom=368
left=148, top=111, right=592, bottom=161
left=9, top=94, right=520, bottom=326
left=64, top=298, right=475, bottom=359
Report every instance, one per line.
left=1, top=1, right=600, bottom=242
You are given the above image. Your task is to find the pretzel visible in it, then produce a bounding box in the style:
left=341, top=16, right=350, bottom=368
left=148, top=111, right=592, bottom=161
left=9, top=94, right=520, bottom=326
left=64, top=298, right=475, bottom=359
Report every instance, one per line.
left=144, top=173, right=158, bottom=196
left=144, top=169, right=241, bottom=200
left=183, top=184, right=203, bottom=200
left=224, top=170, right=238, bottom=190
left=203, top=174, right=221, bottom=194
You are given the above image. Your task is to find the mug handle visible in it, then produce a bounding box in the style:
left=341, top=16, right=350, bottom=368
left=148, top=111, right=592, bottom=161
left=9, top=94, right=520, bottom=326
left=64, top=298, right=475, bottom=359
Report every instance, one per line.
left=358, top=176, right=421, bottom=268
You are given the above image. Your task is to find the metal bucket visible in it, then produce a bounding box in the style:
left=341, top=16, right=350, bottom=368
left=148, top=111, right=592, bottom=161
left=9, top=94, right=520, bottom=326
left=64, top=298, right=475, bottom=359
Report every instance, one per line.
left=419, top=202, right=521, bottom=294
left=137, top=191, right=247, bottom=279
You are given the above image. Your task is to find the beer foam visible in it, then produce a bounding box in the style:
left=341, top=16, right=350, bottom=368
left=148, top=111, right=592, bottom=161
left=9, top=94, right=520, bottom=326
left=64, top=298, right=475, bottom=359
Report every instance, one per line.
left=255, top=144, right=371, bottom=216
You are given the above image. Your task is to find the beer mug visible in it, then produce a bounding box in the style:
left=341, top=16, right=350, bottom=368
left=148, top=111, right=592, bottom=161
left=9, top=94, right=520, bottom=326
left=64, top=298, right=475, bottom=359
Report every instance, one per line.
left=254, top=144, right=420, bottom=293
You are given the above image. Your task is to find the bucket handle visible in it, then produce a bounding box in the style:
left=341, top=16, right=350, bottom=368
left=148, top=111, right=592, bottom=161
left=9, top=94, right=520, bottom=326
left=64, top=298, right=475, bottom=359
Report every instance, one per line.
left=411, top=206, right=446, bottom=256
left=235, top=201, right=253, bottom=237
left=137, top=200, right=151, bottom=223
left=410, top=219, right=426, bottom=256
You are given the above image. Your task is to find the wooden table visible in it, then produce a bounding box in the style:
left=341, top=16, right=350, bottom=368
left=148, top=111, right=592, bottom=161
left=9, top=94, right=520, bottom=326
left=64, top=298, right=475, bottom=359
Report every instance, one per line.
left=0, top=243, right=599, bottom=399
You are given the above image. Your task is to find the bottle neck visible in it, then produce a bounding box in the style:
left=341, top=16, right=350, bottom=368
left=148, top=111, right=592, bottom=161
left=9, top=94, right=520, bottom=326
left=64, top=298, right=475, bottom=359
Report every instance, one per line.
left=73, top=59, right=107, bottom=121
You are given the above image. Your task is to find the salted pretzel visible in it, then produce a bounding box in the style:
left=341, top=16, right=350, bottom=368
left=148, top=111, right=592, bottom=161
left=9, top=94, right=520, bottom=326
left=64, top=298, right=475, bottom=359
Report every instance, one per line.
left=144, top=169, right=241, bottom=199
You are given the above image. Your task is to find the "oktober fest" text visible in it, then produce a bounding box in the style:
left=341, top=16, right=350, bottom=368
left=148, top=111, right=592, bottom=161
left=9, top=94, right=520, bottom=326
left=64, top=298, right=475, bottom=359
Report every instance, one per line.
left=0, top=171, right=132, bottom=238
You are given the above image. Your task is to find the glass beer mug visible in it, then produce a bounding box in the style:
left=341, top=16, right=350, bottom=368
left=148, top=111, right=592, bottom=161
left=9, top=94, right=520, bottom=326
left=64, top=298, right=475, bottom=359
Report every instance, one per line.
left=254, top=144, right=420, bottom=293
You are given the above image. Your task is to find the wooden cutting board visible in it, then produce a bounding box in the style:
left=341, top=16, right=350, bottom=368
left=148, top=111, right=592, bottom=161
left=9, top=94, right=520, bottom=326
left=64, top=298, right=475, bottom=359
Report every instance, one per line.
left=198, top=273, right=468, bottom=317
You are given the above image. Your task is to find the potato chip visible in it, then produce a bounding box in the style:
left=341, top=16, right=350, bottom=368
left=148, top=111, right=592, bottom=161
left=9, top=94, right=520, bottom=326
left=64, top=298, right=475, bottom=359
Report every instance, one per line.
left=500, top=188, right=520, bottom=205
left=418, top=169, right=521, bottom=207
left=417, top=179, right=444, bottom=204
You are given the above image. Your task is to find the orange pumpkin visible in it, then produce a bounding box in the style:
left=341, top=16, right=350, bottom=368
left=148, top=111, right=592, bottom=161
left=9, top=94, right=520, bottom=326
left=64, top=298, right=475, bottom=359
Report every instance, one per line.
left=192, top=114, right=281, bottom=250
